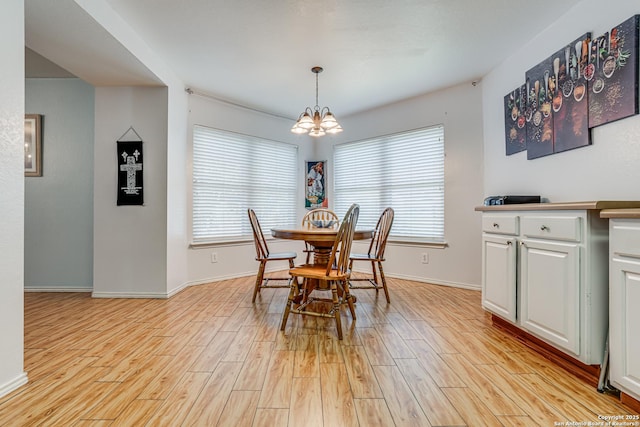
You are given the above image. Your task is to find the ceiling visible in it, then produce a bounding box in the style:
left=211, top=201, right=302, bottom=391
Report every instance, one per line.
left=25, top=0, right=583, bottom=120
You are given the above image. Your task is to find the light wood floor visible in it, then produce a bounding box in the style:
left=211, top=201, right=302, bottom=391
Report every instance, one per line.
left=0, top=273, right=635, bottom=426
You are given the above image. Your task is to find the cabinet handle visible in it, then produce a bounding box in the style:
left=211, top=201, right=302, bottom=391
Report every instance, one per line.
left=493, top=223, right=499, bottom=228
left=540, top=225, right=549, bottom=231
left=520, top=241, right=525, bottom=247
left=506, top=241, right=512, bottom=246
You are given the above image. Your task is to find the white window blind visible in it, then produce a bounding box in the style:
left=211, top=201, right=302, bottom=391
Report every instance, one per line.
left=333, top=125, right=445, bottom=242
left=192, top=125, right=298, bottom=243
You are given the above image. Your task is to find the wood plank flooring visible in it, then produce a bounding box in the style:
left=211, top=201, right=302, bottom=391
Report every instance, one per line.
left=1, top=273, right=636, bottom=426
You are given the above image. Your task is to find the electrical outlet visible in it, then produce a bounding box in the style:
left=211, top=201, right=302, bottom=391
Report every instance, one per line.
left=421, top=253, right=429, bottom=264
left=211, top=252, right=218, bottom=263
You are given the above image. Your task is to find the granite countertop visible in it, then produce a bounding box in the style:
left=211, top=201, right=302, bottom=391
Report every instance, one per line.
left=475, top=201, right=640, bottom=212
left=600, top=208, right=640, bottom=219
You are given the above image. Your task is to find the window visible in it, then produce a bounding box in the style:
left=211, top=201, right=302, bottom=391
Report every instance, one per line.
left=192, top=126, right=298, bottom=243
left=333, top=125, right=444, bottom=242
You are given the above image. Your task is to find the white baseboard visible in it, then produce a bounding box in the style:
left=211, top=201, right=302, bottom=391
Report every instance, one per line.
left=0, top=372, right=28, bottom=399
left=25, top=269, right=479, bottom=298
left=91, top=291, right=170, bottom=299
left=395, top=274, right=480, bottom=291
left=24, top=286, right=92, bottom=293
left=182, top=269, right=263, bottom=288
left=353, top=269, right=480, bottom=291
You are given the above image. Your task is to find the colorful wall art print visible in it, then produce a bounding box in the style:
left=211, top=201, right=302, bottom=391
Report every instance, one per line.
left=552, top=33, right=592, bottom=153
left=504, top=84, right=527, bottom=155
left=588, top=15, right=639, bottom=128
left=305, top=160, right=328, bottom=209
left=525, top=57, right=555, bottom=159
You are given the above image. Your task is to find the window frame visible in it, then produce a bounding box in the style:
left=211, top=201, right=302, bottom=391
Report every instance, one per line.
left=333, top=124, right=445, bottom=246
left=191, top=125, right=298, bottom=245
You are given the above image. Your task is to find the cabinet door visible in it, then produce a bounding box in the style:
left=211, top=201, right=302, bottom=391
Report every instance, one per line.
left=520, top=239, right=580, bottom=355
left=482, top=234, right=517, bottom=322
left=610, top=257, right=640, bottom=398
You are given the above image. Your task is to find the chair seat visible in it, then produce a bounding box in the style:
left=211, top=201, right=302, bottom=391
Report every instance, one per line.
left=289, top=264, right=348, bottom=281
left=264, top=251, right=298, bottom=261
left=349, top=253, right=383, bottom=262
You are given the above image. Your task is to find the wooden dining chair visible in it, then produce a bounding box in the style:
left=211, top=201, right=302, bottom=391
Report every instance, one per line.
left=301, top=208, right=340, bottom=263
left=348, top=207, right=394, bottom=303
left=281, top=204, right=359, bottom=340
left=248, top=209, right=297, bottom=303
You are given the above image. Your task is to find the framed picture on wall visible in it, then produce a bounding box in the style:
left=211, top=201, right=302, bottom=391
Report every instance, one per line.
left=588, top=15, right=639, bottom=128
left=25, top=114, right=42, bottom=177
left=305, top=160, right=328, bottom=209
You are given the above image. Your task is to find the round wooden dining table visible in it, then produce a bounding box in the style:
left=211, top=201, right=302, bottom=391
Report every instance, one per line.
left=271, top=227, right=374, bottom=265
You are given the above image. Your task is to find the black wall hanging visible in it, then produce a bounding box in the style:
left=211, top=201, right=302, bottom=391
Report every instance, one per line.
left=117, top=127, right=144, bottom=206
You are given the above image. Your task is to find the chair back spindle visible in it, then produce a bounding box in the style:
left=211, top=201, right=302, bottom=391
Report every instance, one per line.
left=248, top=208, right=269, bottom=260
left=368, top=207, right=394, bottom=259
left=325, top=204, right=359, bottom=277
left=302, top=208, right=339, bottom=228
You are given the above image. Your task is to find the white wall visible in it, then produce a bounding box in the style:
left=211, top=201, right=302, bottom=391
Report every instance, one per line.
left=186, top=94, right=314, bottom=284
left=93, top=86, right=169, bottom=297
left=78, top=0, right=191, bottom=298
left=483, top=0, right=640, bottom=200
left=0, top=0, right=28, bottom=398
left=25, top=78, right=94, bottom=291
left=166, top=84, right=190, bottom=296
left=317, top=82, right=485, bottom=289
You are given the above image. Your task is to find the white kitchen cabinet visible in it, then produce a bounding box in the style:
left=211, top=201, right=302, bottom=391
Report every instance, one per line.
left=602, top=214, right=640, bottom=401
left=520, top=238, right=579, bottom=354
left=481, top=215, right=518, bottom=322
left=482, top=234, right=517, bottom=321
left=476, top=202, right=619, bottom=366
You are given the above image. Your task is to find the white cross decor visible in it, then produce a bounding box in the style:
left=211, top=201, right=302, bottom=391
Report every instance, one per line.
left=117, top=135, right=144, bottom=206
left=120, top=151, right=142, bottom=195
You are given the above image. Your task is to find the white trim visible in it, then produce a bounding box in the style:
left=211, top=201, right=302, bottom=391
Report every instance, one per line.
left=183, top=269, right=266, bottom=288
left=382, top=272, right=480, bottom=291
left=188, top=269, right=482, bottom=291
left=167, top=282, right=190, bottom=298
left=189, top=239, right=254, bottom=249
left=25, top=269, right=478, bottom=299
left=91, top=291, right=170, bottom=299
left=0, top=372, right=28, bottom=399
left=25, top=286, right=92, bottom=293
left=387, top=240, right=448, bottom=249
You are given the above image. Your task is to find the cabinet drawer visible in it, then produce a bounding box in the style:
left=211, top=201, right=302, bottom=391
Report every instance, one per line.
left=522, top=216, right=581, bottom=242
left=482, top=215, right=519, bottom=235
left=611, top=222, right=640, bottom=259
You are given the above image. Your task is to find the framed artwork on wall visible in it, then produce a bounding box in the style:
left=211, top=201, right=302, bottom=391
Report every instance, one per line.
left=501, top=14, right=639, bottom=161
left=25, top=114, right=42, bottom=177
left=588, top=15, right=639, bottom=128
left=305, top=160, right=327, bottom=209
left=504, top=84, right=527, bottom=155
left=552, top=33, right=592, bottom=154
left=525, top=56, right=555, bottom=159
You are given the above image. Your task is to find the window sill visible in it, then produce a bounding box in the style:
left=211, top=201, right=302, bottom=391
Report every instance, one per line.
left=387, top=239, right=448, bottom=249
left=191, top=237, right=447, bottom=250
left=190, top=239, right=254, bottom=249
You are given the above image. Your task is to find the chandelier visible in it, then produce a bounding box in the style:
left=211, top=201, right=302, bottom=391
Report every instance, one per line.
left=291, top=66, right=343, bottom=137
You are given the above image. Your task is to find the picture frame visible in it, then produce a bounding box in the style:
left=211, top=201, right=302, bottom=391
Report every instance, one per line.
left=305, top=160, right=328, bottom=209
left=25, top=114, right=42, bottom=177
